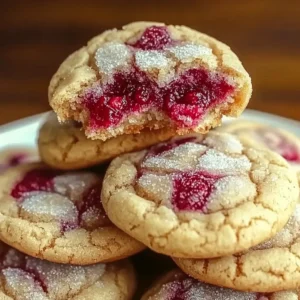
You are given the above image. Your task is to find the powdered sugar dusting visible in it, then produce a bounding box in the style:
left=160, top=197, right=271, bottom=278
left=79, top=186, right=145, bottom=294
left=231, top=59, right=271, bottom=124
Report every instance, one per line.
left=26, top=257, right=105, bottom=299
left=137, top=173, right=172, bottom=205
left=157, top=276, right=259, bottom=300
left=167, top=43, right=212, bottom=62
left=2, top=268, right=48, bottom=300
left=253, top=204, right=300, bottom=250
left=208, top=175, right=256, bottom=212
left=53, top=172, right=99, bottom=203
left=0, top=242, right=106, bottom=299
left=2, top=249, right=24, bottom=269
left=80, top=208, right=104, bottom=229
left=135, top=50, right=169, bottom=71
left=142, top=143, right=207, bottom=172
left=203, top=133, right=244, bottom=154
left=20, top=191, right=78, bottom=224
left=95, top=42, right=132, bottom=76
left=197, top=149, right=251, bottom=174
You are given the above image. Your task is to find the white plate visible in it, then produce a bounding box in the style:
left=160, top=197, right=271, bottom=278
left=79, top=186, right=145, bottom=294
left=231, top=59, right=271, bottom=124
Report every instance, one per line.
left=0, top=110, right=299, bottom=152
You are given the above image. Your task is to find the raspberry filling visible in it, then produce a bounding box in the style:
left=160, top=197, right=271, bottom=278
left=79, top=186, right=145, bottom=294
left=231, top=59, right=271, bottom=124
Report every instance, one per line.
left=258, top=129, right=300, bottom=162
left=83, top=69, right=234, bottom=130
left=10, top=169, right=109, bottom=231
left=171, top=171, right=221, bottom=212
left=84, top=70, right=158, bottom=129
left=129, top=26, right=173, bottom=50
left=163, top=69, right=233, bottom=127
left=11, top=169, right=60, bottom=199
left=82, top=25, right=235, bottom=130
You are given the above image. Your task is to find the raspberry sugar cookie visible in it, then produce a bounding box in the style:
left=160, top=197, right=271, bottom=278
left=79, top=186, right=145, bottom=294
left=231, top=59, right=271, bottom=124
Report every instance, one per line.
left=0, top=148, right=37, bottom=173
left=141, top=269, right=297, bottom=300
left=49, top=21, right=252, bottom=141
left=0, top=241, right=136, bottom=300
left=38, top=113, right=174, bottom=170
left=0, top=163, right=145, bottom=264
left=101, top=132, right=299, bottom=258
left=174, top=203, right=300, bottom=293
left=218, top=120, right=300, bottom=179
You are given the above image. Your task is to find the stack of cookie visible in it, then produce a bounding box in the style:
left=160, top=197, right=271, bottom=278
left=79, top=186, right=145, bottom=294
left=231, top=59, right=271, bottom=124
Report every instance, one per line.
left=0, top=21, right=300, bottom=299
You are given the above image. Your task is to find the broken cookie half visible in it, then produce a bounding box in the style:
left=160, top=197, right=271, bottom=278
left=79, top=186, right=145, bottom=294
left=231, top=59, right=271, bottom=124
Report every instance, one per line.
left=49, top=22, right=252, bottom=141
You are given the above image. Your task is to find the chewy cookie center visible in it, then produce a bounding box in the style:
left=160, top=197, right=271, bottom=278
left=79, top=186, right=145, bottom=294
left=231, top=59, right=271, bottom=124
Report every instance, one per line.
left=81, top=25, right=235, bottom=131
left=10, top=169, right=110, bottom=230
left=136, top=135, right=255, bottom=214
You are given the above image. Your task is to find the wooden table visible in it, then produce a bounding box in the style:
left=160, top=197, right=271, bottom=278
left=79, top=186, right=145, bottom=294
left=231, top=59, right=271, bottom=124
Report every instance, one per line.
left=1, top=0, right=300, bottom=125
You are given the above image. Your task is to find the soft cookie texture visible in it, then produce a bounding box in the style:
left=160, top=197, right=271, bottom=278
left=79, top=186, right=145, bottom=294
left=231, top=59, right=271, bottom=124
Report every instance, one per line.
left=174, top=204, right=300, bottom=293
left=0, top=163, right=145, bottom=265
left=218, top=120, right=300, bottom=181
left=49, top=21, right=252, bottom=141
left=101, top=132, right=299, bottom=258
left=141, top=269, right=296, bottom=300
left=0, top=241, right=136, bottom=300
left=38, top=113, right=174, bottom=170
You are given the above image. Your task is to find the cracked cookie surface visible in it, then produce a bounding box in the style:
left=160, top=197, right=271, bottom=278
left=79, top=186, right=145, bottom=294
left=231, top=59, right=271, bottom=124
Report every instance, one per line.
left=0, top=163, right=145, bottom=264
left=0, top=241, right=136, bottom=300
left=141, top=269, right=297, bottom=300
left=174, top=203, right=300, bottom=292
left=38, top=113, right=174, bottom=170
left=49, top=21, right=251, bottom=141
left=217, top=120, right=300, bottom=182
left=101, top=132, right=299, bottom=258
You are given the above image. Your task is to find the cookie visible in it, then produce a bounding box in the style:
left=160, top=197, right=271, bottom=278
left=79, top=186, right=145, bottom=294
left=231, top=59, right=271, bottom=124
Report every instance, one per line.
left=38, top=113, right=174, bottom=170
left=0, top=241, right=136, bottom=300
left=101, top=132, right=299, bottom=258
left=0, top=148, right=37, bottom=172
left=0, top=163, right=145, bottom=264
left=217, top=120, right=300, bottom=180
left=49, top=21, right=252, bottom=141
left=141, top=269, right=296, bottom=300
left=174, top=203, right=300, bottom=292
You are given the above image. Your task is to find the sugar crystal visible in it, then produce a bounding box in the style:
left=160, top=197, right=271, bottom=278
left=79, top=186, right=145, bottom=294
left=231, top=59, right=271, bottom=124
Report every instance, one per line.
left=54, top=172, right=99, bottom=203
left=167, top=43, right=212, bottom=62
left=135, top=50, right=169, bottom=71
left=157, top=276, right=259, bottom=300
left=20, top=191, right=78, bottom=224
left=95, top=42, right=132, bottom=76
left=197, top=149, right=251, bottom=175
left=3, top=268, right=47, bottom=300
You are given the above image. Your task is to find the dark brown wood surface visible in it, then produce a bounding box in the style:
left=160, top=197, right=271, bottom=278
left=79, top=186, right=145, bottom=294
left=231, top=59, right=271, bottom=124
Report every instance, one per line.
left=1, top=0, right=300, bottom=125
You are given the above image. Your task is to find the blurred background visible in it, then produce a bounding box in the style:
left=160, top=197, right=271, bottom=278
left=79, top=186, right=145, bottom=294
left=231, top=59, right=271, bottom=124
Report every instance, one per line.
left=1, top=0, right=300, bottom=125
